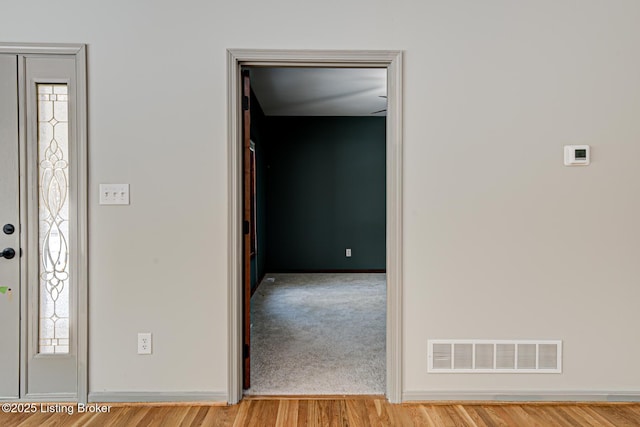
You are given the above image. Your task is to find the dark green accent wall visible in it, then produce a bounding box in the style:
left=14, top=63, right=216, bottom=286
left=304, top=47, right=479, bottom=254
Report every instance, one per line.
left=265, top=116, right=386, bottom=271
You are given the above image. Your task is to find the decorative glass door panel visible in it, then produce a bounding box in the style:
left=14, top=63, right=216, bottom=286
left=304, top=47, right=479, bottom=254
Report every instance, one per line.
left=25, top=56, right=79, bottom=397
left=37, top=84, right=70, bottom=355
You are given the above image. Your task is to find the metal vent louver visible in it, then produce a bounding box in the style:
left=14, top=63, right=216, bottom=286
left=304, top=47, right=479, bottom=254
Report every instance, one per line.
left=428, top=340, right=562, bottom=373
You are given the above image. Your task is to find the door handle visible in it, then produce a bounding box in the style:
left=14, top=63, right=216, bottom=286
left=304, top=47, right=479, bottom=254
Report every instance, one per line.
left=0, top=248, right=16, bottom=259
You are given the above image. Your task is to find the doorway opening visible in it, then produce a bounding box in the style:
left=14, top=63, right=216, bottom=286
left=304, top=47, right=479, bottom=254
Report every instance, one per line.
left=227, top=49, right=404, bottom=404
left=245, top=66, right=387, bottom=395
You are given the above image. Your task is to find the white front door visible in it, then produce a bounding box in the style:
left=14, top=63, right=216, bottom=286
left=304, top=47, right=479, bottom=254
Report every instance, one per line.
left=0, top=49, right=87, bottom=400
left=0, top=54, right=20, bottom=399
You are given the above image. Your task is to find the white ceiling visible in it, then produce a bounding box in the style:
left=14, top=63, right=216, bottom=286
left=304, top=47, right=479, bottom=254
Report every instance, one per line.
left=249, top=67, right=387, bottom=116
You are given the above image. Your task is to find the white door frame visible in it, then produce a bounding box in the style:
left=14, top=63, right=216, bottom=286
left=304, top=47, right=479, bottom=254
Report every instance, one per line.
left=226, top=49, right=403, bottom=404
left=0, top=43, right=88, bottom=403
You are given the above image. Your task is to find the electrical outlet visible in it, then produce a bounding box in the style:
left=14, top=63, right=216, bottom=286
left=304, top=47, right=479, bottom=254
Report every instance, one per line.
left=137, top=332, right=152, bottom=355
left=346, top=248, right=352, bottom=257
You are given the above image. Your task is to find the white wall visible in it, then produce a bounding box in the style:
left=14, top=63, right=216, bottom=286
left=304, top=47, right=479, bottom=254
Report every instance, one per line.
left=2, top=0, right=639, bottom=399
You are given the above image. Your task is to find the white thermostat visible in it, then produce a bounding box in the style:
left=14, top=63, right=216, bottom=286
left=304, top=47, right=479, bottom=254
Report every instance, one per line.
left=564, top=145, right=590, bottom=166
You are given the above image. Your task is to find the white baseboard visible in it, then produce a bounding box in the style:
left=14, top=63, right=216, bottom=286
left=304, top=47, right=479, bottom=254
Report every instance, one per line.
left=402, top=391, right=640, bottom=402
left=87, top=390, right=640, bottom=403
left=88, top=391, right=227, bottom=403
left=1, top=393, right=77, bottom=402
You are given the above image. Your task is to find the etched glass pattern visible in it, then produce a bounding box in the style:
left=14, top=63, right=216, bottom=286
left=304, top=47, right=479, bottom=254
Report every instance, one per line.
left=37, top=84, right=70, bottom=354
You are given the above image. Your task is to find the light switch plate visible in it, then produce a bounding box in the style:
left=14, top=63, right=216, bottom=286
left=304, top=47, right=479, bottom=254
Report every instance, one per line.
left=99, top=184, right=130, bottom=205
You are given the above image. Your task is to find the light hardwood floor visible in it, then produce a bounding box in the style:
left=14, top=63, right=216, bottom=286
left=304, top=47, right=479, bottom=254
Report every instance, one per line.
left=1, top=396, right=639, bottom=426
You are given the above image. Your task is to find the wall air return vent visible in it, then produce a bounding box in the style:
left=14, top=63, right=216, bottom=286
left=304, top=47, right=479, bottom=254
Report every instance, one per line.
left=427, top=340, right=562, bottom=373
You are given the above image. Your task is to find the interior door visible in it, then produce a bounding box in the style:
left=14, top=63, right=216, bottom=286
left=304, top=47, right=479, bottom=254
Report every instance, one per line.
left=0, top=54, right=20, bottom=399
left=242, top=68, right=252, bottom=389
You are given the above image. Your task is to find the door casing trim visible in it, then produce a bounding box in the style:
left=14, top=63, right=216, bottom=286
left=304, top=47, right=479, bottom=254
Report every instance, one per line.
left=0, top=43, right=88, bottom=403
left=226, top=49, right=403, bottom=404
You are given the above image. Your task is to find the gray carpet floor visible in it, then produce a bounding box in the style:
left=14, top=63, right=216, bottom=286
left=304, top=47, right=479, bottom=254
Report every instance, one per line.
left=245, top=273, right=386, bottom=395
